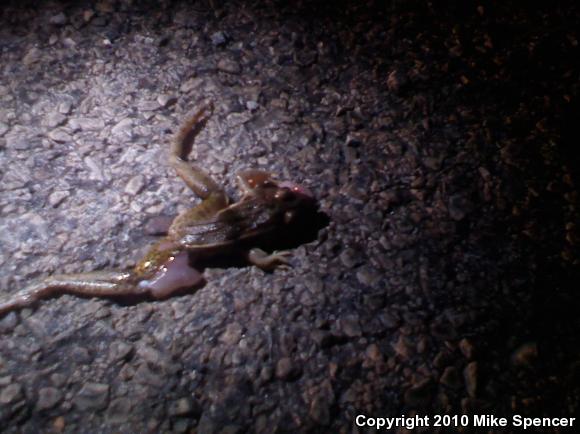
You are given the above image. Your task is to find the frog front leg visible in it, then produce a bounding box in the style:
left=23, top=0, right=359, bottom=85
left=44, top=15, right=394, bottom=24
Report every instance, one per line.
left=247, top=248, right=293, bottom=271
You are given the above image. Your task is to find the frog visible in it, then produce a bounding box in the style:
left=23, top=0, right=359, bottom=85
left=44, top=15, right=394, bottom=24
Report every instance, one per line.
left=0, top=103, right=319, bottom=316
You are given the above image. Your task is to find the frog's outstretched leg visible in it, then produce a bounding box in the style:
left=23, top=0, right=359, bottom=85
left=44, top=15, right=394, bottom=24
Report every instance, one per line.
left=167, top=103, right=230, bottom=239
left=0, top=271, right=138, bottom=316
left=169, top=102, right=228, bottom=204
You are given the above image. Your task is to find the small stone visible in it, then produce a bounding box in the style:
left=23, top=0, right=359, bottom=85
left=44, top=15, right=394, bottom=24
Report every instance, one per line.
left=71, top=346, right=92, bottom=364
left=52, top=416, right=65, bottom=432
left=365, top=343, right=382, bottom=362
left=0, top=122, right=8, bottom=136
left=36, top=387, right=63, bottom=410
left=339, top=315, right=362, bottom=337
left=220, top=322, right=243, bottom=345
left=83, top=9, right=95, bottom=22
left=246, top=100, right=259, bottom=111
left=386, top=69, right=407, bottom=93
left=276, top=357, right=299, bottom=380
left=58, top=101, right=72, bottom=115
left=48, top=190, right=70, bottom=207
left=49, top=12, right=67, bottom=26
left=75, top=382, right=109, bottom=410
left=5, top=130, right=34, bottom=150
left=458, top=338, right=475, bottom=360
left=217, top=58, right=241, bottom=74
left=23, top=47, right=42, bottom=65
left=259, top=365, right=273, bottom=383
left=511, top=342, right=537, bottom=367
left=464, top=362, right=478, bottom=397
left=108, top=397, right=134, bottom=423
left=210, top=31, right=228, bottom=46
left=356, top=266, right=380, bottom=286
left=440, top=366, right=462, bottom=389
left=125, top=175, right=145, bottom=196
left=156, top=94, right=178, bottom=108
left=448, top=194, right=470, bottom=221
left=309, top=395, right=330, bottom=425
left=168, top=397, right=200, bottom=417
left=84, top=157, right=105, bottom=181
left=423, top=156, right=442, bottom=170
left=48, top=129, right=72, bottom=143
left=392, top=335, right=412, bottom=359
left=70, top=117, right=105, bottom=131
left=0, top=383, right=23, bottom=404
left=0, top=312, right=18, bottom=333
left=111, top=118, right=133, bottom=138
left=108, top=340, right=134, bottom=363
left=51, top=374, right=67, bottom=388
left=339, top=248, right=360, bottom=268
left=43, top=112, right=67, bottom=128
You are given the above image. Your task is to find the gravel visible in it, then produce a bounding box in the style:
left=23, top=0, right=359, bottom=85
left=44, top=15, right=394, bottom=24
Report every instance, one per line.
left=0, top=0, right=579, bottom=433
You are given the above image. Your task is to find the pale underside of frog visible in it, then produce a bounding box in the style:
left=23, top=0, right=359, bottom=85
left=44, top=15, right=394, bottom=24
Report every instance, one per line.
left=0, top=103, right=319, bottom=315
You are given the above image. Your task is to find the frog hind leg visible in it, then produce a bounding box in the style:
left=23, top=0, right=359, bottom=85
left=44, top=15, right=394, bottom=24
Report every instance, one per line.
left=0, top=271, right=139, bottom=316
left=169, top=102, right=228, bottom=206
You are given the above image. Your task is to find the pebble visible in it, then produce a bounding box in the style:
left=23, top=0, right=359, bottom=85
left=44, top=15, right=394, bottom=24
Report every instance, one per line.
left=125, top=175, right=146, bottom=196
left=167, top=397, right=200, bottom=417
left=48, top=190, right=70, bottom=207
left=220, top=322, right=243, bottom=345
left=156, top=94, right=177, bottom=108
left=23, top=47, right=42, bottom=65
left=111, top=118, right=133, bottom=137
left=75, top=383, right=110, bottom=410
left=70, top=118, right=105, bottom=131
left=356, top=266, right=381, bottom=286
left=43, top=112, right=67, bottom=128
left=309, top=395, right=330, bottom=425
left=210, top=31, right=228, bottom=46
left=0, top=383, right=23, bottom=404
left=458, top=338, right=475, bottom=360
left=49, top=12, right=67, bottom=26
left=217, top=58, right=241, bottom=74
left=36, top=387, right=63, bottom=410
left=339, top=247, right=360, bottom=268
left=276, top=357, right=299, bottom=380
left=464, top=362, right=478, bottom=397
left=440, top=366, right=462, bottom=389
left=511, top=342, right=537, bottom=366
left=339, top=315, right=362, bottom=337
left=108, top=397, right=134, bottom=423
left=48, top=128, right=72, bottom=143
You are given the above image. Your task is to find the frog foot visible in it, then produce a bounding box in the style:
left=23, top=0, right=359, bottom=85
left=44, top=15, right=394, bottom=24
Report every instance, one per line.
left=247, top=248, right=292, bottom=271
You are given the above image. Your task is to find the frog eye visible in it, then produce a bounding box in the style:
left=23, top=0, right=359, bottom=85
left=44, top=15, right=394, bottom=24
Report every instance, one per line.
left=278, top=181, right=313, bottom=198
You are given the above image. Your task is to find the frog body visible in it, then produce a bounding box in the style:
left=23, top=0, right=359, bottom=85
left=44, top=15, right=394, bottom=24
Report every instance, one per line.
left=0, top=103, right=318, bottom=315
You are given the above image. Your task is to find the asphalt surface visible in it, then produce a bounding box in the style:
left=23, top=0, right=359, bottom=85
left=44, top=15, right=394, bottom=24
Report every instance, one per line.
left=0, top=1, right=579, bottom=433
